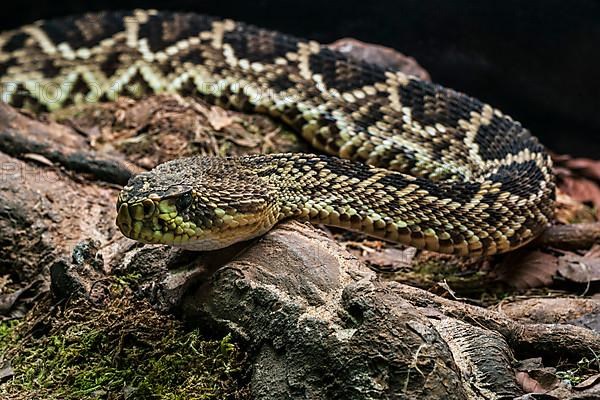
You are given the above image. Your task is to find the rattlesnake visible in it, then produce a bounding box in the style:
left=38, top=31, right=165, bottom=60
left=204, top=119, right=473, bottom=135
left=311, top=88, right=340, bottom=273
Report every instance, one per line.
left=0, top=10, right=555, bottom=256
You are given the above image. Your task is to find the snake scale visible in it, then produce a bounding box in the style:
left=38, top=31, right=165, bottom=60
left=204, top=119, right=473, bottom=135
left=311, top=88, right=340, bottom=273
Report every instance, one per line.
left=0, top=10, right=555, bottom=256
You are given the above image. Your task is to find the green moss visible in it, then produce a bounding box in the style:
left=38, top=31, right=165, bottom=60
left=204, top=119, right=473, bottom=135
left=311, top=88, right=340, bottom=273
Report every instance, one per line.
left=112, top=272, right=143, bottom=287
left=557, top=355, right=600, bottom=385
left=0, top=292, right=249, bottom=400
left=0, top=320, right=20, bottom=354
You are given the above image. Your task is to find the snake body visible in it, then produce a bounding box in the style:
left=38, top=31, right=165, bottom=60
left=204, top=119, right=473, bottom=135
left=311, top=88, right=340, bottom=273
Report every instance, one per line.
left=0, top=10, right=555, bottom=256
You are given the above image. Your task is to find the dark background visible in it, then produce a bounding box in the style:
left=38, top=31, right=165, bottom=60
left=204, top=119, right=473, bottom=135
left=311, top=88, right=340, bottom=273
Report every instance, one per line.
left=2, top=0, right=598, bottom=157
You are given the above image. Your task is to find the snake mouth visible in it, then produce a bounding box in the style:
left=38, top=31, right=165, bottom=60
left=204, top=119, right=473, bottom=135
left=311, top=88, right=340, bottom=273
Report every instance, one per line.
left=116, top=196, right=276, bottom=250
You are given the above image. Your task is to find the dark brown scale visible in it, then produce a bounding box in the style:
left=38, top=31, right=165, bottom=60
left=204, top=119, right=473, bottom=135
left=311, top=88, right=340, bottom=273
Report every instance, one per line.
left=124, top=71, right=153, bottom=98
left=2, top=32, right=28, bottom=53
left=6, top=84, right=46, bottom=112
left=0, top=57, right=18, bottom=77
left=485, top=160, right=544, bottom=198
left=397, top=80, right=433, bottom=123
left=61, top=76, right=93, bottom=107
left=98, top=51, right=125, bottom=78
left=158, top=13, right=213, bottom=49
left=451, top=233, right=466, bottom=245
left=178, top=49, right=205, bottom=68
left=288, top=114, right=309, bottom=133
left=350, top=100, right=385, bottom=129
left=38, top=59, right=63, bottom=79
left=308, top=48, right=386, bottom=93
left=267, top=73, right=297, bottom=92
left=411, top=231, right=424, bottom=240
left=137, top=12, right=213, bottom=53
left=39, top=11, right=129, bottom=49
left=439, top=237, right=453, bottom=247
left=474, top=116, right=541, bottom=161
left=176, top=78, right=201, bottom=97
left=281, top=106, right=301, bottom=121
left=428, top=135, right=454, bottom=158
left=222, top=25, right=294, bottom=64
left=445, top=91, right=483, bottom=129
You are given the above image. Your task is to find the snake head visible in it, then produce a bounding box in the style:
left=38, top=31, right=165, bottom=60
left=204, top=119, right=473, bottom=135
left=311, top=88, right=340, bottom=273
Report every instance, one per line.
left=116, top=156, right=280, bottom=250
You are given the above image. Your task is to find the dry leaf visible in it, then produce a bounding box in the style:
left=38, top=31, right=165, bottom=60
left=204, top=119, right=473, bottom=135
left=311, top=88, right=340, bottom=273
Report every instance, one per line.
left=554, top=154, right=600, bottom=220
left=207, top=106, right=234, bottom=130
left=362, top=247, right=417, bottom=272
left=0, top=279, right=42, bottom=316
left=557, top=260, right=600, bottom=283
left=587, top=244, right=600, bottom=258
left=557, top=244, right=600, bottom=283
left=516, top=371, right=548, bottom=394
left=554, top=190, right=597, bottom=224
left=560, top=176, right=600, bottom=208
left=575, top=373, right=600, bottom=390
left=497, top=251, right=559, bottom=289
left=556, top=155, right=600, bottom=182
left=515, top=358, right=561, bottom=394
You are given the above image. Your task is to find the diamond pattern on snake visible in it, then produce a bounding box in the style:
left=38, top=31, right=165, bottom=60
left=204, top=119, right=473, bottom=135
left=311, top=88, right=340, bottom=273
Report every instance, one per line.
left=0, top=10, right=555, bottom=256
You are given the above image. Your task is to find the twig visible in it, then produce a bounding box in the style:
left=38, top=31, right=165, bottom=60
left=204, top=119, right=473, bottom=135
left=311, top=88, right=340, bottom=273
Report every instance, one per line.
left=390, top=283, right=600, bottom=360
left=537, top=222, right=600, bottom=250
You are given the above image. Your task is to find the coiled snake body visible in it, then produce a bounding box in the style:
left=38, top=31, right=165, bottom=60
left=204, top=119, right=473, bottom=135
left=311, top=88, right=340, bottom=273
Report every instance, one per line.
left=0, top=10, right=555, bottom=256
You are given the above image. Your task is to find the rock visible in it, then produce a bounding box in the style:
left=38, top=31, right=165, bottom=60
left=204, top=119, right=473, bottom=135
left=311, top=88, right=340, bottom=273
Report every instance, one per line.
left=50, top=240, right=110, bottom=305
left=328, top=38, right=431, bottom=81
left=173, top=222, right=521, bottom=399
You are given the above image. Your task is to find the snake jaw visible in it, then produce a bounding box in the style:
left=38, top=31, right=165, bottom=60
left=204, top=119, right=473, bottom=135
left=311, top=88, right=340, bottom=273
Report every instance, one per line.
left=117, top=194, right=198, bottom=245
left=115, top=196, right=278, bottom=250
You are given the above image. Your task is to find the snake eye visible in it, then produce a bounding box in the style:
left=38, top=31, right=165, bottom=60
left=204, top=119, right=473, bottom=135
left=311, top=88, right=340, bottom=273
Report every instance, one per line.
left=176, top=192, right=193, bottom=211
